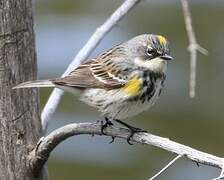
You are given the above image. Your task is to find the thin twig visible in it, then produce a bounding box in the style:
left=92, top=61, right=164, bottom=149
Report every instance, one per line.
left=214, top=176, right=224, bottom=180
left=148, top=154, right=183, bottom=180
left=29, top=122, right=224, bottom=177
left=40, top=0, right=141, bottom=134
left=213, top=177, right=224, bottom=180
left=181, top=0, right=208, bottom=98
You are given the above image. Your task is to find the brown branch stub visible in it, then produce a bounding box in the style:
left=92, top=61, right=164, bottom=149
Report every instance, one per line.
left=181, top=0, right=208, bottom=98
left=29, top=122, right=224, bottom=177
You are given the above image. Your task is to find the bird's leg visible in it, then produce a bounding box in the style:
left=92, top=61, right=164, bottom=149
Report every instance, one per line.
left=101, top=117, right=114, bottom=135
left=115, top=119, right=147, bottom=145
left=101, top=117, right=115, bottom=143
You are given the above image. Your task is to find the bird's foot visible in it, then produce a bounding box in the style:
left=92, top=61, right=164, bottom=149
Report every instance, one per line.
left=115, top=119, right=147, bottom=145
left=101, top=117, right=116, bottom=143
left=101, top=117, right=114, bottom=135
left=127, top=127, right=147, bottom=145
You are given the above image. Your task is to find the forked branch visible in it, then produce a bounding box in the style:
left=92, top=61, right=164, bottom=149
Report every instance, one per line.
left=181, top=0, right=208, bottom=98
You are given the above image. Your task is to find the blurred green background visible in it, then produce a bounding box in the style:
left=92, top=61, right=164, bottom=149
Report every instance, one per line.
left=34, top=0, right=224, bottom=179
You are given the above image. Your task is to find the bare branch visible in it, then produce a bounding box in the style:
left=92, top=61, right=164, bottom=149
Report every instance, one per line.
left=181, top=0, right=208, bottom=98
left=41, top=0, right=141, bottom=134
left=29, top=122, right=224, bottom=177
left=148, top=154, right=183, bottom=180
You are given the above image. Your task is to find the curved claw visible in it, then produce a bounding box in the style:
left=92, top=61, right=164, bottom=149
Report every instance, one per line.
left=114, top=119, right=147, bottom=145
left=109, top=136, right=115, bottom=144
left=101, top=121, right=107, bottom=135
left=101, top=118, right=114, bottom=135
left=127, top=135, right=134, bottom=145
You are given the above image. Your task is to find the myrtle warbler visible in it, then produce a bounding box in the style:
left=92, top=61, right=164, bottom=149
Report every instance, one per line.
left=14, top=34, right=173, bottom=144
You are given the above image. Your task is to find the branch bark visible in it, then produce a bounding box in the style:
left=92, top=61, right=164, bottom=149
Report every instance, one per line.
left=30, top=122, right=224, bottom=177
left=41, top=0, right=141, bottom=134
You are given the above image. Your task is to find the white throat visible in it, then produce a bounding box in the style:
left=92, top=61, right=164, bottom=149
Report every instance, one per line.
left=134, top=57, right=167, bottom=74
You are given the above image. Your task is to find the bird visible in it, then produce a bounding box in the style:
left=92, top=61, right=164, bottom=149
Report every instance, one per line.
left=13, top=34, right=173, bottom=144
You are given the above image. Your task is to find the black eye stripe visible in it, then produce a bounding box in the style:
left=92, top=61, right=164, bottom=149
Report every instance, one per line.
left=146, top=47, right=159, bottom=59
left=147, top=47, right=155, bottom=54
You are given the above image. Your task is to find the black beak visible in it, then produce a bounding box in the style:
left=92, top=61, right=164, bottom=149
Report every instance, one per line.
left=160, top=54, right=173, bottom=61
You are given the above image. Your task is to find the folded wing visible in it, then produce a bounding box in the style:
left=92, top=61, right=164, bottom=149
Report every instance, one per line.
left=53, top=58, right=127, bottom=90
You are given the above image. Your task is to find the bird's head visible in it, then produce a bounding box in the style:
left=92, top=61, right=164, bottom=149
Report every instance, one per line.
left=126, top=34, right=173, bottom=74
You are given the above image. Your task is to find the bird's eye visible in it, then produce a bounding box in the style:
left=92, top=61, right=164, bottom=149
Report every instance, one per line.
left=146, top=47, right=156, bottom=58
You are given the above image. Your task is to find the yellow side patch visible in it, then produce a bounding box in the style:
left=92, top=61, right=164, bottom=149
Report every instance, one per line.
left=122, top=74, right=142, bottom=96
left=158, top=35, right=167, bottom=45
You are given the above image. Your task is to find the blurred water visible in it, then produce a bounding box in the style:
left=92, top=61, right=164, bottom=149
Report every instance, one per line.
left=35, top=0, right=224, bottom=179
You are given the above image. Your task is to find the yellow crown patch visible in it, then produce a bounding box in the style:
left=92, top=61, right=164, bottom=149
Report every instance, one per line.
left=157, top=35, right=167, bottom=45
